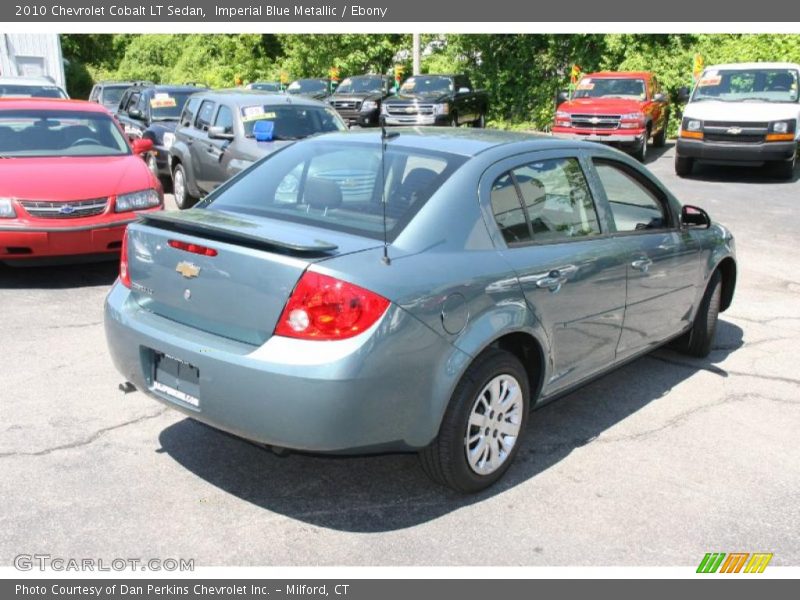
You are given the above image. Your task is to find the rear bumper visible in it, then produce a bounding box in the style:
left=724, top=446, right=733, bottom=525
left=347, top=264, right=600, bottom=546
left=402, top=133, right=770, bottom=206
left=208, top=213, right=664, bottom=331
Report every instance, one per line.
left=104, top=283, right=468, bottom=453
left=676, top=138, right=797, bottom=164
left=0, top=218, right=137, bottom=261
left=551, top=129, right=644, bottom=145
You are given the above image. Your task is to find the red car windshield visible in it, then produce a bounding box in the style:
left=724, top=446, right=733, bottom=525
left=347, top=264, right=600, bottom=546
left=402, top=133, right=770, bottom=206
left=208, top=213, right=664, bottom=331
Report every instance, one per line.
left=573, top=78, right=646, bottom=99
left=0, top=110, right=131, bottom=157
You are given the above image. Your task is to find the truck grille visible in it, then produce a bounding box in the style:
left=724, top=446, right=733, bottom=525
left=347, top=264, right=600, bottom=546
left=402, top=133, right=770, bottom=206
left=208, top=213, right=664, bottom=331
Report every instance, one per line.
left=384, top=103, right=435, bottom=117
left=704, top=121, right=769, bottom=129
left=570, top=114, right=621, bottom=130
left=19, top=198, right=108, bottom=219
left=705, top=133, right=765, bottom=144
left=331, top=100, right=362, bottom=111
left=703, top=121, right=769, bottom=145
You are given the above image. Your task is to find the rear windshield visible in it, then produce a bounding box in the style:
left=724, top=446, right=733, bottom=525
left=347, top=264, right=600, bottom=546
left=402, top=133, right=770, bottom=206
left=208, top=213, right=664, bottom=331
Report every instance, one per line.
left=203, top=140, right=467, bottom=240
left=0, top=110, right=130, bottom=156
left=0, top=84, right=67, bottom=99
left=240, top=105, right=346, bottom=139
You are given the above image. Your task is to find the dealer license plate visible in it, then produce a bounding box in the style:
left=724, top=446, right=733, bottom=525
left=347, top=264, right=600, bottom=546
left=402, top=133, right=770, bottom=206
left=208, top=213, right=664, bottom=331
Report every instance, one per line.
left=152, top=352, right=200, bottom=408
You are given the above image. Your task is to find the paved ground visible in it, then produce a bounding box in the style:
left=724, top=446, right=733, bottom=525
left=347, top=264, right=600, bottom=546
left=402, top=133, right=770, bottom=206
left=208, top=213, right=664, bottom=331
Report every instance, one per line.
left=1, top=143, right=798, bottom=567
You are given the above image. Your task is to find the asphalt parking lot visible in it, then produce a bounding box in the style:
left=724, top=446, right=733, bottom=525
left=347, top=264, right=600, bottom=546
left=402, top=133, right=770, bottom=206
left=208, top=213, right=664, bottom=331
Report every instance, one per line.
left=1, top=142, right=798, bottom=567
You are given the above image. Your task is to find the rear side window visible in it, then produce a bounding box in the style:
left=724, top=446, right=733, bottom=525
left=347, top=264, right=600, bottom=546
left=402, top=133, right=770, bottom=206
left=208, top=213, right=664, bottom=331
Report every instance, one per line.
left=205, top=141, right=466, bottom=241
left=195, top=100, right=216, bottom=130
left=593, top=160, right=669, bottom=232
left=490, top=157, right=601, bottom=245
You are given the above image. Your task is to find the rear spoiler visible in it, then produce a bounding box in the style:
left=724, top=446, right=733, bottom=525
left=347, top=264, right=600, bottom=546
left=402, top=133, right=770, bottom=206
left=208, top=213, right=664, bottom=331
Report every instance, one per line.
left=137, top=211, right=339, bottom=254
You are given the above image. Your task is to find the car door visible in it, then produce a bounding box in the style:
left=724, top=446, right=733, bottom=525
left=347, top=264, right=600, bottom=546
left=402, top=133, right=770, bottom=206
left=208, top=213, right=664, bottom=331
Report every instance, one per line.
left=191, top=99, right=217, bottom=193
left=483, top=152, right=627, bottom=395
left=203, top=103, right=236, bottom=189
left=589, top=157, right=703, bottom=358
left=454, top=76, right=474, bottom=122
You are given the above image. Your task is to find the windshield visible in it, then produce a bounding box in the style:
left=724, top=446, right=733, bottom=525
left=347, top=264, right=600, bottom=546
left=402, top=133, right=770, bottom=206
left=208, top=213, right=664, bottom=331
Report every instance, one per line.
left=101, top=86, right=129, bottom=106
left=573, top=77, right=646, bottom=99
left=692, top=68, right=800, bottom=103
left=204, top=141, right=466, bottom=240
left=334, top=77, right=384, bottom=95
left=240, top=105, right=347, bottom=140
left=0, top=110, right=131, bottom=157
left=399, top=76, right=453, bottom=96
left=0, top=84, right=67, bottom=99
left=250, top=82, right=281, bottom=92
left=149, top=91, right=196, bottom=120
left=286, top=79, right=328, bottom=95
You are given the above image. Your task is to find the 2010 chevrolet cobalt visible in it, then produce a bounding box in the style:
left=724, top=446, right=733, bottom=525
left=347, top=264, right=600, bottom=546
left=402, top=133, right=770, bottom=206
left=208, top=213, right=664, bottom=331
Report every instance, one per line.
left=105, top=129, right=736, bottom=492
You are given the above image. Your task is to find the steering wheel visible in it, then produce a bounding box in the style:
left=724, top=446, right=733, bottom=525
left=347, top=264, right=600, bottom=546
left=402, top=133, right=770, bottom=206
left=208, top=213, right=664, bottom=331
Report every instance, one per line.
left=70, top=137, right=102, bottom=147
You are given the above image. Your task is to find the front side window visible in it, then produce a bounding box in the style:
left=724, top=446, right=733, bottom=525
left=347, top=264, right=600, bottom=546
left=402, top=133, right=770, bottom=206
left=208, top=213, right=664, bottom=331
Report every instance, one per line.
left=0, top=110, right=131, bottom=156
left=204, top=141, right=465, bottom=240
left=593, top=160, right=668, bottom=232
left=214, top=105, right=234, bottom=134
left=181, top=97, right=201, bottom=127
left=195, top=100, right=216, bottom=130
left=490, top=157, right=601, bottom=246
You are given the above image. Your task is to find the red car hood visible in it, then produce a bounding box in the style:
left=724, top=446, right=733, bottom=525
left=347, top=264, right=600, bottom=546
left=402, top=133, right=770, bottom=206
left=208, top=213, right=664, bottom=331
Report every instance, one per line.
left=560, top=97, right=644, bottom=114
left=0, top=155, right=153, bottom=200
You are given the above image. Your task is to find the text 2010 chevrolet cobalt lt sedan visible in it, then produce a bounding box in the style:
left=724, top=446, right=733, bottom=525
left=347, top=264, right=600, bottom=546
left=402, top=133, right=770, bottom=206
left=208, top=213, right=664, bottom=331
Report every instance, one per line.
left=105, top=129, right=736, bottom=492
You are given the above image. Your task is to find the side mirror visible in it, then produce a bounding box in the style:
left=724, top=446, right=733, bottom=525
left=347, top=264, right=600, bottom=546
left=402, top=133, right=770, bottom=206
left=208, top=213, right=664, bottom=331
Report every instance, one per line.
left=556, top=90, right=570, bottom=106
left=681, top=205, right=711, bottom=229
left=128, top=107, right=144, bottom=120
left=457, top=87, right=471, bottom=94
left=653, top=92, right=667, bottom=103
left=131, top=138, right=153, bottom=155
left=208, top=126, right=234, bottom=140
left=677, top=86, right=691, bottom=103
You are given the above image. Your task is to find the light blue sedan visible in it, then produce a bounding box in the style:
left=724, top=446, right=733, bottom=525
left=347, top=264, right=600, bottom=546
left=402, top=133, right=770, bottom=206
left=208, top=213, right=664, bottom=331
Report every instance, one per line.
left=105, top=128, right=736, bottom=492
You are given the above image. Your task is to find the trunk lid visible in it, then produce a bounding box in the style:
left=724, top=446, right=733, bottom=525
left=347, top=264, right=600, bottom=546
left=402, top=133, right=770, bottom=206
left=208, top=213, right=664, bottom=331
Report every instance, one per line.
left=126, top=209, right=380, bottom=345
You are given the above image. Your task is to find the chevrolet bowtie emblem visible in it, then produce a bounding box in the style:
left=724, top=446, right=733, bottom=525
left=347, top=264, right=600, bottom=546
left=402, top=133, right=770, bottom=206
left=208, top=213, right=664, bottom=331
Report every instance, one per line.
left=727, top=127, right=742, bottom=135
left=175, top=261, right=200, bottom=278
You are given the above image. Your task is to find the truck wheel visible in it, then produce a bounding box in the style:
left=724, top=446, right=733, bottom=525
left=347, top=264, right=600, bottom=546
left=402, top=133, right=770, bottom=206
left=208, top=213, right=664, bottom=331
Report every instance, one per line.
left=653, top=114, right=668, bottom=148
left=632, top=130, right=649, bottom=162
left=670, top=270, right=721, bottom=358
left=772, top=153, right=796, bottom=180
left=675, top=155, right=694, bottom=177
left=474, top=112, right=486, bottom=128
left=172, top=163, right=198, bottom=210
left=148, top=154, right=172, bottom=193
left=419, top=348, right=530, bottom=493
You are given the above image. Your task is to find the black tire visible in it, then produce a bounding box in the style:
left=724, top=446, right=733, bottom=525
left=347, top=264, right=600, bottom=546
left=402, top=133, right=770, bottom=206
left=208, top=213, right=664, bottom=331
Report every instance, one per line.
left=675, top=155, right=694, bottom=177
left=772, top=153, right=796, bottom=180
left=671, top=270, right=722, bottom=358
left=147, top=154, right=172, bottom=193
left=653, top=113, right=668, bottom=148
left=420, top=348, right=530, bottom=493
left=172, top=163, right=198, bottom=210
left=474, top=112, right=486, bottom=128
left=450, top=114, right=459, bottom=127
left=631, top=127, right=649, bottom=162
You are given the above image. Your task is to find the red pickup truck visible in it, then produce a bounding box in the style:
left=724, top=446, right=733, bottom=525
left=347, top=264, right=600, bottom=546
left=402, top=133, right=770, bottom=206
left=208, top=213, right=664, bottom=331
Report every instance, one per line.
left=551, top=71, right=670, bottom=162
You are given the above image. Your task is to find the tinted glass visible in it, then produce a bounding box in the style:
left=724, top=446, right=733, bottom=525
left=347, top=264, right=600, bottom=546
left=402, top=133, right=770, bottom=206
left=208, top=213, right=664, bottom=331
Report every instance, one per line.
left=334, top=77, right=384, bottom=95
left=512, top=158, right=601, bottom=242
left=0, top=110, right=130, bottom=156
left=181, top=97, right=201, bottom=126
left=240, top=105, right=346, bottom=139
left=205, top=141, right=466, bottom=240
left=250, top=82, right=281, bottom=92
left=196, top=100, right=216, bottom=128
left=594, top=161, right=668, bottom=231
left=101, top=86, right=128, bottom=106
left=149, top=91, right=196, bottom=120
left=286, top=79, right=328, bottom=95
left=400, top=76, right=453, bottom=96
left=491, top=172, right=530, bottom=245
left=214, top=105, right=234, bottom=133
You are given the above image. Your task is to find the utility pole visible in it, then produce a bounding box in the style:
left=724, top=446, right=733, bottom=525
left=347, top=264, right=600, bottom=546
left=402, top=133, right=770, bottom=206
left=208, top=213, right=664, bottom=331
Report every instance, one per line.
left=412, top=33, right=421, bottom=75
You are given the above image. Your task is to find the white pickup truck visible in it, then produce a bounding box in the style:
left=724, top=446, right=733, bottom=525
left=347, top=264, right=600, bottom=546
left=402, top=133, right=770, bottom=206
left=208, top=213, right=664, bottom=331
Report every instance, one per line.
left=675, top=62, right=799, bottom=179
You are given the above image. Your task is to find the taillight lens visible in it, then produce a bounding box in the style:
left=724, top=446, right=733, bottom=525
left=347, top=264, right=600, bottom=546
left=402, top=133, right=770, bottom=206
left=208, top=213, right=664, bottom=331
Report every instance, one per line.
left=120, top=228, right=131, bottom=288
left=275, top=271, right=390, bottom=341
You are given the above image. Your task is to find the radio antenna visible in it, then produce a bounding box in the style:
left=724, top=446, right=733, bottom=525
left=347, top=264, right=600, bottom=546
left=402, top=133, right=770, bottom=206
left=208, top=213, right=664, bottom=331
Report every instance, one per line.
left=380, top=124, right=399, bottom=265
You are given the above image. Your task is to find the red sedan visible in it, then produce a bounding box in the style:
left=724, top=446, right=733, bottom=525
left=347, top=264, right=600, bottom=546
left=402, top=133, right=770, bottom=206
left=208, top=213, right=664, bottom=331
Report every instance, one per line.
left=0, top=98, right=163, bottom=265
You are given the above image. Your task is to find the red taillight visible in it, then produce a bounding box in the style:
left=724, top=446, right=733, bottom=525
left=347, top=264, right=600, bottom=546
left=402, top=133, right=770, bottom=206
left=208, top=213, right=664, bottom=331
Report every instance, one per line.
left=168, top=239, right=218, bottom=257
left=275, top=272, right=390, bottom=341
left=120, top=228, right=131, bottom=288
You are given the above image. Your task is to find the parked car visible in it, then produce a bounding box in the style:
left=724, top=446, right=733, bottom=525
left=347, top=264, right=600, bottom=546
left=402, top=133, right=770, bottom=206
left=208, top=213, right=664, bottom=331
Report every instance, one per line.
left=326, top=74, right=392, bottom=127
left=0, top=98, right=163, bottom=265
left=105, top=128, right=736, bottom=492
left=0, top=76, right=68, bottom=99
left=115, top=83, right=209, bottom=188
left=88, top=80, right=141, bottom=112
left=551, top=71, right=670, bottom=162
left=381, top=74, right=488, bottom=127
left=285, top=78, right=331, bottom=100
left=675, top=62, right=799, bottom=179
left=169, top=89, right=347, bottom=209
left=246, top=81, right=282, bottom=92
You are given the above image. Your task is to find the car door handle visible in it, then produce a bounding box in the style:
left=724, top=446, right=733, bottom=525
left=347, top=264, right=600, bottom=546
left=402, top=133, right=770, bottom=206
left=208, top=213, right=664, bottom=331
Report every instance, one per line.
left=533, top=265, right=578, bottom=292
left=631, top=258, right=653, bottom=272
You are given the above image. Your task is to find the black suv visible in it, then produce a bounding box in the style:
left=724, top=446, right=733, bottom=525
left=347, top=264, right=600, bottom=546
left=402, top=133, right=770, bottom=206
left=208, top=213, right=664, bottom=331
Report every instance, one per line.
left=116, top=83, right=208, bottom=187
left=327, top=74, right=392, bottom=127
left=89, top=81, right=149, bottom=113
left=169, top=89, right=347, bottom=208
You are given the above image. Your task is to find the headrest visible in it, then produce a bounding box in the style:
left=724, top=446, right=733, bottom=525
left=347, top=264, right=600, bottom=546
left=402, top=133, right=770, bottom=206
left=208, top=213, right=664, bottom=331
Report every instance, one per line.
left=304, top=177, right=343, bottom=210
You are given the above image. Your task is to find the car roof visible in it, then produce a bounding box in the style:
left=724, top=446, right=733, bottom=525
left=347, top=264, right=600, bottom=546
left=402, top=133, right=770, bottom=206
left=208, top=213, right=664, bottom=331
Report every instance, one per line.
left=0, top=98, right=109, bottom=112
left=190, top=89, right=328, bottom=107
left=307, top=127, right=602, bottom=158
left=705, top=62, right=800, bottom=71
left=583, top=71, right=652, bottom=79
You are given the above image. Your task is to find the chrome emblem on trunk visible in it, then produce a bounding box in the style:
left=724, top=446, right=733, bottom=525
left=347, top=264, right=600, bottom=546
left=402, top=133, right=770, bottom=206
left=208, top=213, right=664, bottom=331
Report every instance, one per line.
left=176, top=261, right=200, bottom=278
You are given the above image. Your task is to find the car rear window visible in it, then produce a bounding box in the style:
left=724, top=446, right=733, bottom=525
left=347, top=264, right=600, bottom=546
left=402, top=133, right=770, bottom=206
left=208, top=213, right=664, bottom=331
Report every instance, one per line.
left=204, top=140, right=466, bottom=240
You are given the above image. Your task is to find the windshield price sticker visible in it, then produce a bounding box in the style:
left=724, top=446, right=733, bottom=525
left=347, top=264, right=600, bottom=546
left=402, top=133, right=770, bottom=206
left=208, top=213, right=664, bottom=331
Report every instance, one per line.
left=698, top=75, right=722, bottom=87
left=576, top=78, right=595, bottom=90
left=150, top=96, right=177, bottom=108
left=242, top=107, right=277, bottom=122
